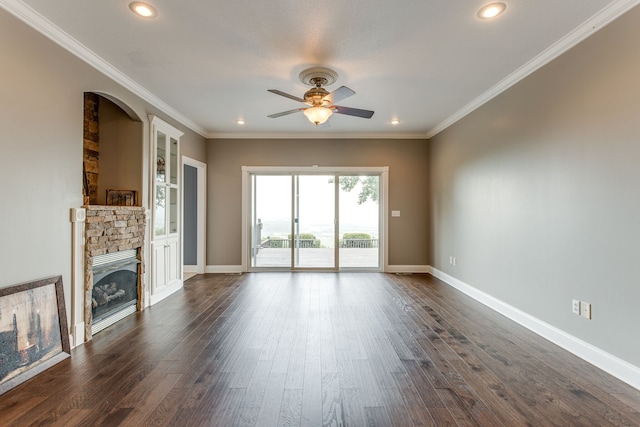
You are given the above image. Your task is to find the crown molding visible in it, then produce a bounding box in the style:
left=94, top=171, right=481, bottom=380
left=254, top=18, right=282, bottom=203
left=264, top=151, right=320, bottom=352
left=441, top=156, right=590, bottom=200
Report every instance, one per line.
left=205, top=131, right=429, bottom=140
left=0, top=0, right=208, bottom=138
left=5, top=0, right=637, bottom=141
left=426, top=0, right=640, bottom=139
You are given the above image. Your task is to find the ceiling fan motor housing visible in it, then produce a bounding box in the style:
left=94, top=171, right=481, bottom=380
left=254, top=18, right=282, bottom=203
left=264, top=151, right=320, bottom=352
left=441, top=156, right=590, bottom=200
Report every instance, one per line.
left=304, top=86, right=331, bottom=106
left=299, top=67, right=338, bottom=106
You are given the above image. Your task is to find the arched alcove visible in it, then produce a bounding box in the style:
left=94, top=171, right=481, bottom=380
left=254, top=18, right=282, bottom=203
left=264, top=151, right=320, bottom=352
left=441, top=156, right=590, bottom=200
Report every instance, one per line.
left=83, top=92, right=143, bottom=205
left=92, top=92, right=141, bottom=122
left=80, top=92, right=147, bottom=340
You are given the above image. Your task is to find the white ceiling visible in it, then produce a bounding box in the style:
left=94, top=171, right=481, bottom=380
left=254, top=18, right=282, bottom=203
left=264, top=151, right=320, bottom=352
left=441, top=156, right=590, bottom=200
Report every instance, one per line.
left=2, top=0, right=637, bottom=138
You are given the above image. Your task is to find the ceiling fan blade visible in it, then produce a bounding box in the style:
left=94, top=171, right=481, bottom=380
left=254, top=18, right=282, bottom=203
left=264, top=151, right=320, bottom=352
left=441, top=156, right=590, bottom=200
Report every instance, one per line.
left=267, top=108, right=305, bottom=118
left=332, top=105, right=375, bottom=119
left=325, top=86, right=355, bottom=104
left=268, top=89, right=306, bottom=103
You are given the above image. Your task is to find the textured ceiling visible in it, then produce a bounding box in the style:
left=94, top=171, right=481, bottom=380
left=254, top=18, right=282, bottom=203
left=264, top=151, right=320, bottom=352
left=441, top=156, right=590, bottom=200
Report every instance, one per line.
left=2, top=0, right=636, bottom=138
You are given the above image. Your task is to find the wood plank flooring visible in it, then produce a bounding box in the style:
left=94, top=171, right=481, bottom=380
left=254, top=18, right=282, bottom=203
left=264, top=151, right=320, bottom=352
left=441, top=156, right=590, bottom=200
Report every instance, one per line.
left=1, top=272, right=640, bottom=426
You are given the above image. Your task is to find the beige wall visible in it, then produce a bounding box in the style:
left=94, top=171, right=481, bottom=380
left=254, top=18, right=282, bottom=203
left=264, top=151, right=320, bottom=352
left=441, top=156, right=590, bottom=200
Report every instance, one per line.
left=207, top=138, right=430, bottom=266
left=0, top=9, right=206, bottom=326
left=181, top=131, right=207, bottom=163
left=98, top=96, right=143, bottom=205
left=428, top=6, right=640, bottom=366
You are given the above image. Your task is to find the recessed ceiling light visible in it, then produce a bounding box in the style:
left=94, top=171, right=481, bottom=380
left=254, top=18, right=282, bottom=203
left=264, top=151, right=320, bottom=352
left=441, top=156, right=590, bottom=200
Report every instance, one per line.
left=236, top=119, right=246, bottom=125
left=477, top=2, right=506, bottom=19
left=129, top=2, right=157, bottom=18
left=391, top=119, right=400, bottom=125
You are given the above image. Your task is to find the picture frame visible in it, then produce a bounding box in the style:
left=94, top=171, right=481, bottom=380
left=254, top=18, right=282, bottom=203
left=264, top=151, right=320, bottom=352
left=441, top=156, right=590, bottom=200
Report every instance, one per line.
left=0, top=275, right=70, bottom=395
left=106, top=189, right=137, bottom=206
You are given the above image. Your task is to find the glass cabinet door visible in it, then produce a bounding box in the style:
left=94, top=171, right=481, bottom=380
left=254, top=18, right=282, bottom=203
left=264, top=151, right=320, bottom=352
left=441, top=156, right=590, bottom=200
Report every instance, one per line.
left=151, top=117, right=182, bottom=239
left=155, top=186, right=166, bottom=236
left=170, top=137, right=178, bottom=185
left=169, top=187, right=178, bottom=234
left=156, top=131, right=167, bottom=183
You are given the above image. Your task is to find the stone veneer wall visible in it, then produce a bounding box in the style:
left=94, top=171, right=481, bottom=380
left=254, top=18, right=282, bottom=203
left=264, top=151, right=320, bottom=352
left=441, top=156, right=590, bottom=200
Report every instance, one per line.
left=83, top=205, right=146, bottom=340
left=83, top=93, right=100, bottom=205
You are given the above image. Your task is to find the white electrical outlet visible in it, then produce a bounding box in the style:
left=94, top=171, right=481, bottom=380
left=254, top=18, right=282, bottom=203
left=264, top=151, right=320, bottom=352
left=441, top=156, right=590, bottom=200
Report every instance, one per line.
left=580, top=302, right=592, bottom=319
left=572, top=299, right=580, bottom=315
left=452, top=257, right=457, bottom=266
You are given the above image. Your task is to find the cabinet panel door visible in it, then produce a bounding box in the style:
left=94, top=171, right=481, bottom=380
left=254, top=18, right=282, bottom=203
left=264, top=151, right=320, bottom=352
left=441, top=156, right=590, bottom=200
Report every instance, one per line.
left=167, top=239, right=179, bottom=284
left=152, top=243, right=167, bottom=293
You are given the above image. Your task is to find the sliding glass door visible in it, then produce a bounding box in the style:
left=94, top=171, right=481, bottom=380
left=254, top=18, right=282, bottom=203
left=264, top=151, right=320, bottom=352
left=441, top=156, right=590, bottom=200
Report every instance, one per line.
left=248, top=168, right=384, bottom=271
left=294, top=175, right=336, bottom=268
left=251, top=175, right=292, bottom=268
left=338, top=176, right=379, bottom=268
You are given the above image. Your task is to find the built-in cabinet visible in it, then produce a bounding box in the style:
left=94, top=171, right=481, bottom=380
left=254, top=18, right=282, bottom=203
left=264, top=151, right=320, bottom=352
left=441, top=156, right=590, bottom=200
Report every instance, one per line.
left=150, top=116, right=183, bottom=304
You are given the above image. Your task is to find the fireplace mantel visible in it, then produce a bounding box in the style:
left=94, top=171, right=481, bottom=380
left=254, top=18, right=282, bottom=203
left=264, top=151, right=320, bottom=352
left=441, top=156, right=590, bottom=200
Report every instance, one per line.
left=83, top=205, right=146, bottom=340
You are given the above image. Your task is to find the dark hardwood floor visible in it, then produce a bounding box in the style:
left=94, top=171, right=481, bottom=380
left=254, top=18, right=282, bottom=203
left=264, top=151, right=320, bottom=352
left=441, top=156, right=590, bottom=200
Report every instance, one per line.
left=1, top=272, right=639, bottom=426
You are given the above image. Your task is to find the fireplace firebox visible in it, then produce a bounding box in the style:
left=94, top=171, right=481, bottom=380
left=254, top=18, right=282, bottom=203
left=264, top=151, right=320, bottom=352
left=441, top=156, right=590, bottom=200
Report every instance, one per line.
left=91, top=249, right=139, bottom=334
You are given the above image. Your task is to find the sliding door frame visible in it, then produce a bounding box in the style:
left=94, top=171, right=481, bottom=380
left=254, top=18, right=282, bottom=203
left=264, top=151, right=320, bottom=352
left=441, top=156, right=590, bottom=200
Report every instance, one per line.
left=241, top=166, right=389, bottom=272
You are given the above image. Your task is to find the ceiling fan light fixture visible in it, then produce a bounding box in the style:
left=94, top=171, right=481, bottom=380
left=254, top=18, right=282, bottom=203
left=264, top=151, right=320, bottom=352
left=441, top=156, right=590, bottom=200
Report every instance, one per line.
left=129, top=2, right=157, bottom=18
left=304, top=106, right=333, bottom=126
left=477, top=2, right=506, bottom=19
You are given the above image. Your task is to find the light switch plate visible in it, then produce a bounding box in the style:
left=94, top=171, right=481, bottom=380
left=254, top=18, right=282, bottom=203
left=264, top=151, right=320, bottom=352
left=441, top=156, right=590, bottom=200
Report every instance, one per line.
left=391, top=210, right=400, bottom=217
left=581, top=302, right=592, bottom=319
left=572, top=299, right=580, bottom=315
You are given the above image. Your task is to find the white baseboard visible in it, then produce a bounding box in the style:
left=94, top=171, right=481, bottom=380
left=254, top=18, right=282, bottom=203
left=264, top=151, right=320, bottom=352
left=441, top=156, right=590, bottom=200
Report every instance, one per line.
left=72, top=322, right=85, bottom=348
left=428, top=266, right=640, bottom=391
left=149, top=280, right=183, bottom=305
left=202, top=265, right=430, bottom=274
left=183, top=265, right=198, bottom=273
left=386, top=265, right=430, bottom=273
left=205, top=265, right=244, bottom=274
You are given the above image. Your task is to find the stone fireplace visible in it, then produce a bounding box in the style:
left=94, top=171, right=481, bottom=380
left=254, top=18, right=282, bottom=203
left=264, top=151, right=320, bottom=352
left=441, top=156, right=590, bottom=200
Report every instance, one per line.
left=83, top=206, right=145, bottom=339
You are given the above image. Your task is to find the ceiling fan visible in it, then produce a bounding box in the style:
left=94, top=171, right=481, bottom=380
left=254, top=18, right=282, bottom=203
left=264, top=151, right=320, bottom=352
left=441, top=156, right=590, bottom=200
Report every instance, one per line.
left=267, top=67, right=374, bottom=126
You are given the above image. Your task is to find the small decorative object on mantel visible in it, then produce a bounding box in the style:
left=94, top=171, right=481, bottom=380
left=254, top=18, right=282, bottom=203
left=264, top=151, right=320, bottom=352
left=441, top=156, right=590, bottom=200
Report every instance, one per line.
left=106, top=189, right=137, bottom=206
left=0, top=275, right=70, bottom=395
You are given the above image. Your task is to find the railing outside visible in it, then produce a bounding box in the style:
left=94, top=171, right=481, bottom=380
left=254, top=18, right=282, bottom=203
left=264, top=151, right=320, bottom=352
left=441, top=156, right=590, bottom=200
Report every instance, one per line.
left=261, top=238, right=320, bottom=248
left=260, top=238, right=379, bottom=249
left=340, top=239, right=379, bottom=248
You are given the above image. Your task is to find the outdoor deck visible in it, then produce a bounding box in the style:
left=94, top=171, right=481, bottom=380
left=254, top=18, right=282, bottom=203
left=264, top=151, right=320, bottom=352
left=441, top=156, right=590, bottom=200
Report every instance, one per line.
left=254, top=247, right=379, bottom=268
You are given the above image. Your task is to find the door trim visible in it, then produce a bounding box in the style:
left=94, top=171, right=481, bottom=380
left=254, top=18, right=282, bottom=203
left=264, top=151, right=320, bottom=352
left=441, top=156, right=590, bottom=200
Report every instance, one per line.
left=241, top=166, right=389, bottom=272
left=182, top=156, right=207, bottom=275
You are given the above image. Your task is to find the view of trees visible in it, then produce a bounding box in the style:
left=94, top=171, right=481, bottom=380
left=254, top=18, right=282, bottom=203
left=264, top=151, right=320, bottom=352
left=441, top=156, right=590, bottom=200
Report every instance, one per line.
left=329, top=176, right=379, bottom=204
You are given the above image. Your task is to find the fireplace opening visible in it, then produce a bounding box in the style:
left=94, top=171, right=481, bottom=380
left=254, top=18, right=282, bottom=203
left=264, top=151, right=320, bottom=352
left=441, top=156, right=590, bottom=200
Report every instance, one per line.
left=91, top=249, right=139, bottom=334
